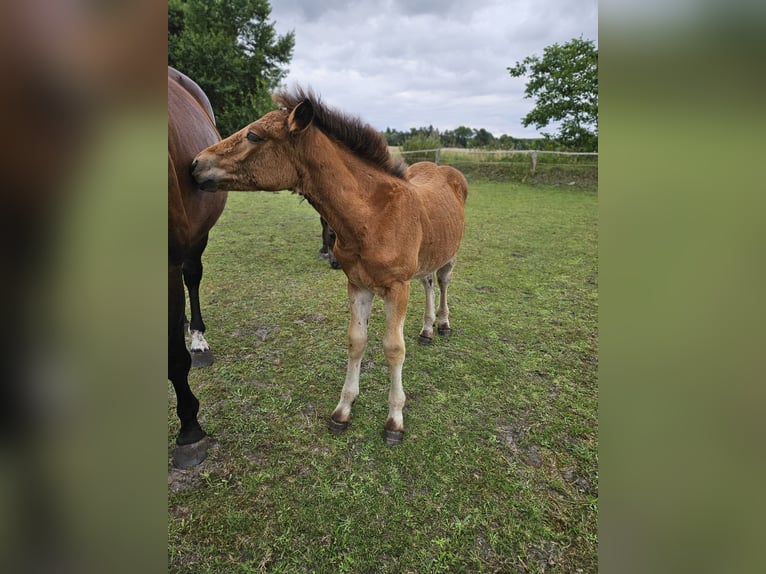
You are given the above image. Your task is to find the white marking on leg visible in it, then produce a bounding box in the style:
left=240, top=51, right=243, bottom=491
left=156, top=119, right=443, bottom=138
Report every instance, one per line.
left=332, top=286, right=374, bottom=424
left=386, top=360, right=406, bottom=432
left=189, top=329, right=210, bottom=353
left=383, top=283, right=409, bottom=432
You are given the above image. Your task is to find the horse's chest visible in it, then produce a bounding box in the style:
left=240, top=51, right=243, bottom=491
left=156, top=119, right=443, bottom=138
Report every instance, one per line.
left=335, top=244, right=413, bottom=292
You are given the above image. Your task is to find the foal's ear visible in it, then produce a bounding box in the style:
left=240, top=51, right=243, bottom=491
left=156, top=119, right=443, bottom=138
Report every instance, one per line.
left=288, top=99, right=314, bottom=134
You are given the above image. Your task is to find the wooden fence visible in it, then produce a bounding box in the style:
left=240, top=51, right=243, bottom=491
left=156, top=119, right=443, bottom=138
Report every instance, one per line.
left=391, top=148, right=598, bottom=186
left=395, top=148, right=596, bottom=174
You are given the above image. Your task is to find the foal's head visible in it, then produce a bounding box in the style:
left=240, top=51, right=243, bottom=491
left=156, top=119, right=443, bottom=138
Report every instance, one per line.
left=191, top=87, right=406, bottom=192
left=191, top=104, right=300, bottom=192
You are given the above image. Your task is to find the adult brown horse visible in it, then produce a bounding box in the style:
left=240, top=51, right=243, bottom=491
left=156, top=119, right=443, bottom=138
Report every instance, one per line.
left=169, top=66, right=223, bottom=362
left=168, top=67, right=227, bottom=466
left=191, top=87, right=467, bottom=444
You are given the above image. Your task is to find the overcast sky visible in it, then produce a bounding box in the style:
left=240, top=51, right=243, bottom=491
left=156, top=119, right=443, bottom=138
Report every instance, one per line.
left=268, top=0, right=597, bottom=138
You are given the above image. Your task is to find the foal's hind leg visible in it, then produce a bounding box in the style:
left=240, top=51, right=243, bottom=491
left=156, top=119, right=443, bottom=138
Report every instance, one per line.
left=418, top=274, right=436, bottom=345
left=183, top=234, right=213, bottom=365
left=436, top=258, right=456, bottom=336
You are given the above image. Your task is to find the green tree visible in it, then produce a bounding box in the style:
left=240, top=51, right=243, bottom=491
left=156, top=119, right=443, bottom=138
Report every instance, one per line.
left=497, top=134, right=518, bottom=149
left=508, top=37, right=598, bottom=151
left=383, top=128, right=405, bottom=147
left=453, top=126, right=474, bottom=148
left=168, top=0, right=294, bottom=136
left=470, top=128, right=495, bottom=148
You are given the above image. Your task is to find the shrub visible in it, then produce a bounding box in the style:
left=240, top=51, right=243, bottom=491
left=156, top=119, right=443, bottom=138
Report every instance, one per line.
left=400, top=135, right=441, bottom=163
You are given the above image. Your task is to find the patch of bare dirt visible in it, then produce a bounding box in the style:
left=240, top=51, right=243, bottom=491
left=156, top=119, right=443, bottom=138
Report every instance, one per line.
left=497, top=419, right=545, bottom=469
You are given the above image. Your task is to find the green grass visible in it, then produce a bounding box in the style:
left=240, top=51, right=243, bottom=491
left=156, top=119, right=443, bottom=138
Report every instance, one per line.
left=169, top=181, right=598, bottom=573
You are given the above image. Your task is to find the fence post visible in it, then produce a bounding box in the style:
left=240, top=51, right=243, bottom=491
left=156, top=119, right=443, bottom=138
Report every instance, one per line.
left=435, top=148, right=441, bottom=165
left=531, top=151, right=537, bottom=176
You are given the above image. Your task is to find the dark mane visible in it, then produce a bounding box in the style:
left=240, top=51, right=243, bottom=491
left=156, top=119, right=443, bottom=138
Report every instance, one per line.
left=274, top=87, right=408, bottom=180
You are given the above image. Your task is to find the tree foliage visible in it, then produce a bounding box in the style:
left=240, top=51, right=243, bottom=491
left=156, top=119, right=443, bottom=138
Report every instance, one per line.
left=168, top=0, right=294, bottom=136
left=508, top=37, right=598, bottom=151
left=383, top=125, right=568, bottom=151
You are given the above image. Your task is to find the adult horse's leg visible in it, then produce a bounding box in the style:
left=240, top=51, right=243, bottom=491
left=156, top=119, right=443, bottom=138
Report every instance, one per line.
left=329, top=283, right=374, bottom=433
left=436, top=257, right=456, bottom=336
left=418, top=273, right=436, bottom=345
left=382, top=281, right=410, bottom=444
left=169, top=264, right=208, bottom=467
left=320, top=217, right=340, bottom=269
left=319, top=217, right=330, bottom=259
left=183, top=234, right=214, bottom=367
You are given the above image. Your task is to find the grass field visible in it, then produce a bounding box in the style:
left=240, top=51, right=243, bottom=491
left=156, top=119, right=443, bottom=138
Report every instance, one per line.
left=168, top=180, right=598, bottom=573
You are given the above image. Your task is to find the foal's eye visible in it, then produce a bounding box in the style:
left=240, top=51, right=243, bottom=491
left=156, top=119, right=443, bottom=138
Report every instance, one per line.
left=247, top=132, right=265, bottom=143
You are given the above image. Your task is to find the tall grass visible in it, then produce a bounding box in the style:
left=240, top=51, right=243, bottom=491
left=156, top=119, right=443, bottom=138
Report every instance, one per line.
left=169, top=181, right=598, bottom=573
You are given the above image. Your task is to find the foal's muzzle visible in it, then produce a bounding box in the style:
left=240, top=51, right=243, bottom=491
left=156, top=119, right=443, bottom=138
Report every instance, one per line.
left=190, top=155, right=219, bottom=191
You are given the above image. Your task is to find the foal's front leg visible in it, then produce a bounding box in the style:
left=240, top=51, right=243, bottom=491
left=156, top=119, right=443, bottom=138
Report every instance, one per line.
left=382, top=281, right=410, bottom=444
left=330, top=283, right=374, bottom=433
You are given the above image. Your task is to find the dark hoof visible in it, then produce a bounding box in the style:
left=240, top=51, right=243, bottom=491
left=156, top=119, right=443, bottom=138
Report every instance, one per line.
left=437, top=326, right=452, bottom=337
left=177, top=423, right=206, bottom=446
left=172, top=436, right=209, bottom=468
left=384, top=429, right=404, bottom=445
left=328, top=417, right=349, bottom=434
left=418, top=334, right=433, bottom=346
left=191, top=350, right=214, bottom=368
left=330, top=261, right=341, bottom=270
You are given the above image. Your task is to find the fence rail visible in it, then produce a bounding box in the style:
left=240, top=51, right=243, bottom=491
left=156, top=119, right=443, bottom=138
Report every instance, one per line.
left=395, top=148, right=598, bottom=157
left=392, top=147, right=598, bottom=182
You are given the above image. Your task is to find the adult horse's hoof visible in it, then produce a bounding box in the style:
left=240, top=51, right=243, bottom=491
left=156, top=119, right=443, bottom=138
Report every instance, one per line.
left=418, top=334, right=433, bottom=346
left=328, top=417, right=349, bottom=434
left=172, top=436, right=209, bottom=468
left=437, top=326, right=452, bottom=337
left=384, top=429, right=404, bottom=445
left=191, top=350, right=214, bottom=368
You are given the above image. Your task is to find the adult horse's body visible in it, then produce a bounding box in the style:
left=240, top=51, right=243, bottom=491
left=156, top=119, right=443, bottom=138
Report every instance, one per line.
left=192, top=87, right=467, bottom=443
left=168, top=67, right=227, bottom=466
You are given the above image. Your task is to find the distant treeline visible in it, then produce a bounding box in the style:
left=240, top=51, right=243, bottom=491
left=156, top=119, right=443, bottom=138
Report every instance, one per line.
left=382, top=126, right=577, bottom=151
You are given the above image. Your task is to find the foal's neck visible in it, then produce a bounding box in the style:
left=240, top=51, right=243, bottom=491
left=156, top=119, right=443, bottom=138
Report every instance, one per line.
left=297, top=137, right=392, bottom=246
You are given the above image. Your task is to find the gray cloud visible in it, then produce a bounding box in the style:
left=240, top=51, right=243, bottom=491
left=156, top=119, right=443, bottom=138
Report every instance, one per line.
left=269, top=0, right=597, bottom=137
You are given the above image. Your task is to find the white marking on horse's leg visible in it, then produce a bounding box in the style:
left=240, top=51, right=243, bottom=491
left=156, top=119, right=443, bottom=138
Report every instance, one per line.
left=332, top=285, right=374, bottom=425
left=436, top=258, right=456, bottom=334
left=383, top=282, right=410, bottom=433
left=189, top=329, right=210, bottom=352
left=419, top=274, right=435, bottom=342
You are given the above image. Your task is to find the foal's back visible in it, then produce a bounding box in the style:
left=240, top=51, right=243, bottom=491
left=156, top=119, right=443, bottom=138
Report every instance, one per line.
left=407, top=161, right=468, bottom=205
left=406, top=162, right=468, bottom=276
